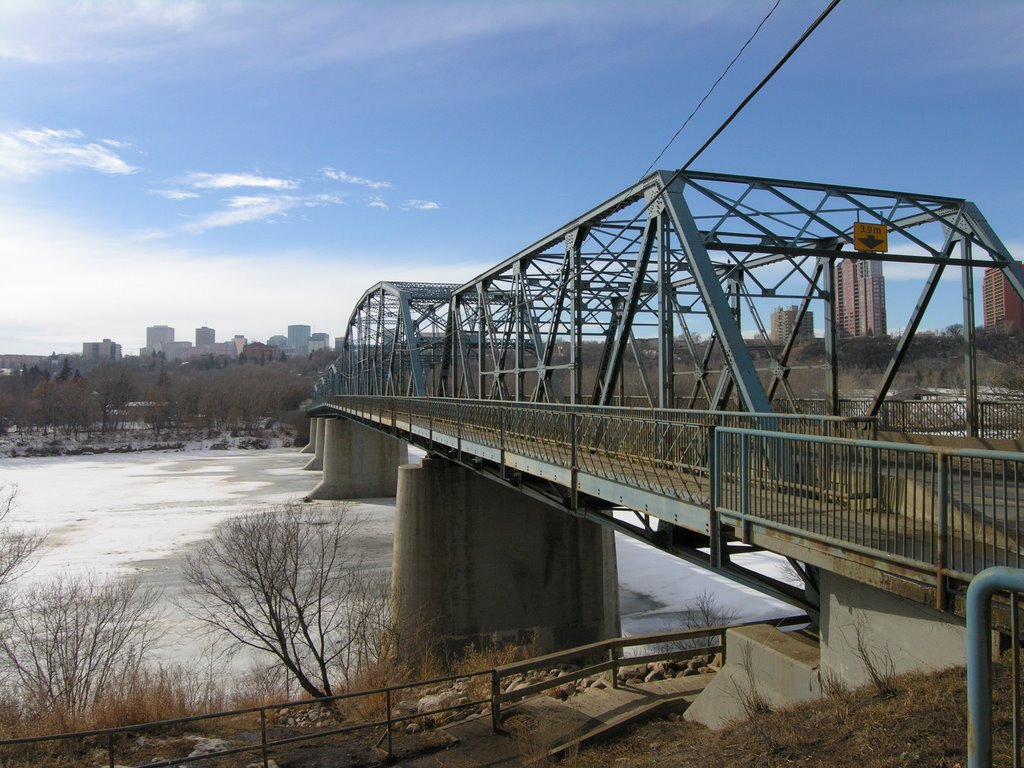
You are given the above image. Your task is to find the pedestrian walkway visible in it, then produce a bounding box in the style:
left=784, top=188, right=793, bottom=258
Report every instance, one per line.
left=401, top=673, right=715, bottom=766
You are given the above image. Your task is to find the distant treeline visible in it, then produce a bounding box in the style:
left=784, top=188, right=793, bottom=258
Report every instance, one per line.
left=0, top=349, right=337, bottom=438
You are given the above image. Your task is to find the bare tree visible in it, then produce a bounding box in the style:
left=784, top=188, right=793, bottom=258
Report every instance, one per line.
left=181, top=502, right=388, bottom=699
left=0, top=574, right=162, bottom=726
left=0, top=485, right=41, bottom=592
left=89, top=363, right=136, bottom=433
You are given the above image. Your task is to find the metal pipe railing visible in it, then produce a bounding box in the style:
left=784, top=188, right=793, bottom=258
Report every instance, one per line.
left=966, top=566, right=1024, bottom=768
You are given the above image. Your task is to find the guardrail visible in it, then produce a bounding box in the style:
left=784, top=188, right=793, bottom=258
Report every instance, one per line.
left=0, top=620, right=804, bottom=767
left=966, top=567, right=1024, bottom=768
left=320, top=396, right=1024, bottom=606
left=715, top=427, right=1024, bottom=605
left=330, top=395, right=874, bottom=505
left=785, top=398, right=1024, bottom=439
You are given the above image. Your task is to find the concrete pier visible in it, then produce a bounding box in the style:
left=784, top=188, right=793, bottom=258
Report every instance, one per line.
left=303, top=417, right=327, bottom=471
left=305, top=418, right=407, bottom=500
left=392, top=456, right=620, bottom=658
left=299, top=417, right=317, bottom=454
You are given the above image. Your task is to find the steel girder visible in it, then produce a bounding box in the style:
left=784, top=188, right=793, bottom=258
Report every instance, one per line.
left=325, top=171, right=1021, bottom=419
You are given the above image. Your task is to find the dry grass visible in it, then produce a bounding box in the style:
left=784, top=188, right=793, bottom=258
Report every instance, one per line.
left=568, top=656, right=1024, bottom=768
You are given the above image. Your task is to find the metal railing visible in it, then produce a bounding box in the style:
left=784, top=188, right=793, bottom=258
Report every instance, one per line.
left=0, top=621, right=803, bottom=767
left=332, top=395, right=874, bottom=506
left=785, top=398, right=1024, bottom=439
left=967, top=567, right=1024, bottom=768
left=321, top=396, right=1024, bottom=602
left=715, top=427, right=1024, bottom=599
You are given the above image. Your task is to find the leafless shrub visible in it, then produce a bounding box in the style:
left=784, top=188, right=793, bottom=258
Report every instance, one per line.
left=0, top=573, right=162, bottom=731
left=820, top=667, right=850, bottom=699
left=730, top=642, right=780, bottom=754
left=848, top=617, right=898, bottom=698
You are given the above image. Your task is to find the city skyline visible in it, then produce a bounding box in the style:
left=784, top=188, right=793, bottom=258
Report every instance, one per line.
left=1, top=2, right=1022, bottom=355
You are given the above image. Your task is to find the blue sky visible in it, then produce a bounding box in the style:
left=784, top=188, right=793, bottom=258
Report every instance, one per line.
left=1, top=0, right=1022, bottom=356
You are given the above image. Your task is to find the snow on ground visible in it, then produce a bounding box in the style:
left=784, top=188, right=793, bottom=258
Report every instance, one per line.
left=0, top=446, right=800, bottom=674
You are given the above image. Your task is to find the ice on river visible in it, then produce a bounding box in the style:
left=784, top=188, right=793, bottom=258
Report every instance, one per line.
left=0, top=447, right=797, bottom=672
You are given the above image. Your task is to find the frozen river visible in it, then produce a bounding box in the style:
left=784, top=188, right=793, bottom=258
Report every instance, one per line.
left=0, top=446, right=796, bottom=676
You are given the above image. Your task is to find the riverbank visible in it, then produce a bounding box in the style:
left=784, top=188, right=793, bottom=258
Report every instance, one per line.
left=0, top=426, right=298, bottom=457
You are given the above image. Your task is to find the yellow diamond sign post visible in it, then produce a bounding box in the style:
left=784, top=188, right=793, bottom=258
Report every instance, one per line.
left=853, top=222, right=888, bottom=253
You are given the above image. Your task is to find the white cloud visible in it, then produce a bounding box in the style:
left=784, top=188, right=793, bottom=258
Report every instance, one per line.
left=404, top=199, right=441, bottom=211
left=0, top=204, right=489, bottom=355
left=150, top=189, right=199, bottom=200
left=323, top=167, right=392, bottom=190
left=367, top=197, right=389, bottom=210
left=183, top=195, right=300, bottom=233
left=305, top=194, right=345, bottom=207
left=183, top=172, right=298, bottom=191
left=0, top=127, right=138, bottom=179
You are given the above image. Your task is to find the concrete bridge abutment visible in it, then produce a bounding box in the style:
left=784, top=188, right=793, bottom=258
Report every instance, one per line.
left=302, top=417, right=327, bottom=471
left=391, top=455, right=620, bottom=659
left=817, top=571, right=966, bottom=688
left=686, top=571, right=967, bottom=729
left=305, top=417, right=407, bottom=500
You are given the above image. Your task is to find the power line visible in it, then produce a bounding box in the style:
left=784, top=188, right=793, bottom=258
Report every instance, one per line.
left=679, top=0, right=843, bottom=172
left=641, top=0, right=782, bottom=179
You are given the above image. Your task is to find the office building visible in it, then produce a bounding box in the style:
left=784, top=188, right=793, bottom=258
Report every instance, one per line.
left=82, top=339, right=122, bottom=361
left=835, top=259, right=886, bottom=337
left=309, top=332, right=330, bottom=352
left=770, top=306, right=815, bottom=345
left=195, top=326, right=216, bottom=348
left=982, top=265, right=1024, bottom=333
left=162, top=341, right=193, bottom=361
left=145, top=325, right=175, bottom=352
left=288, top=324, right=311, bottom=354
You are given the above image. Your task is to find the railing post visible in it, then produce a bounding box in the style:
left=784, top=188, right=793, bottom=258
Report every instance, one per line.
left=739, top=432, right=751, bottom=543
left=385, top=688, right=393, bottom=756
left=107, top=732, right=114, bottom=768
left=260, top=708, right=269, bottom=768
left=608, top=646, right=619, bottom=689
left=500, top=407, right=507, bottom=480
left=570, top=411, right=579, bottom=512
left=490, top=669, right=502, bottom=733
left=709, top=426, right=722, bottom=569
left=936, top=452, right=949, bottom=611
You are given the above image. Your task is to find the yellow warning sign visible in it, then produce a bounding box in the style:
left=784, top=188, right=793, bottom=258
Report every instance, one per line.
left=853, top=222, right=888, bottom=253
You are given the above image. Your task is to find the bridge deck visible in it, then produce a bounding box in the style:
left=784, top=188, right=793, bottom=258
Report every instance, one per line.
left=316, top=396, right=1024, bottom=613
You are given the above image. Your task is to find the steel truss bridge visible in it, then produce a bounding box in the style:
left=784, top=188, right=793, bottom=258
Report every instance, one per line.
left=310, top=170, right=1024, bottom=617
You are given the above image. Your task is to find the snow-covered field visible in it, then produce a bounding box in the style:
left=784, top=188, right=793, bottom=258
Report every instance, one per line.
left=0, top=446, right=798, bottom=674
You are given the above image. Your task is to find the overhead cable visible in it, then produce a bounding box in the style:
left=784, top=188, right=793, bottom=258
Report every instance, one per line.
left=641, top=0, right=782, bottom=179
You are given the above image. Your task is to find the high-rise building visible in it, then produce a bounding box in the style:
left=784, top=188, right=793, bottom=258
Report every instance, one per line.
left=288, top=324, right=311, bottom=354
left=982, top=266, right=1024, bottom=333
left=834, top=259, right=886, bottom=337
left=309, top=332, right=330, bottom=351
left=141, top=325, right=176, bottom=357
left=146, top=325, right=174, bottom=350
left=770, top=306, right=815, bottom=345
left=82, top=339, right=122, bottom=361
left=195, top=326, right=216, bottom=348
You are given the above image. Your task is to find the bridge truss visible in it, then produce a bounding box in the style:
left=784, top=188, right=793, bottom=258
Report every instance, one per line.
left=314, top=170, right=1024, bottom=612
left=322, top=170, right=1023, bottom=434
